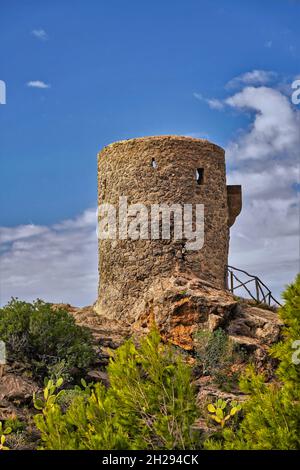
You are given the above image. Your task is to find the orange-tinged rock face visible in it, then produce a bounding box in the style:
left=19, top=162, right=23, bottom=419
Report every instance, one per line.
left=168, top=299, right=201, bottom=350
left=166, top=324, right=197, bottom=351
left=129, top=274, right=280, bottom=355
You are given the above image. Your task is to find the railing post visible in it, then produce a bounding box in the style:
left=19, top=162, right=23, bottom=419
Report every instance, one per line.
left=255, top=278, right=260, bottom=302
left=230, top=270, right=234, bottom=293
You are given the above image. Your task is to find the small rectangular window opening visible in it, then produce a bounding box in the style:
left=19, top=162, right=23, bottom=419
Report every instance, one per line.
left=196, top=168, right=204, bottom=185
left=151, top=158, right=158, bottom=169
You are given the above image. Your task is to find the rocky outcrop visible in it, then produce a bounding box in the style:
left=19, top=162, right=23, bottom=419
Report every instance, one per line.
left=53, top=277, right=282, bottom=368
left=53, top=277, right=282, bottom=378
left=0, top=286, right=282, bottom=449
left=0, top=373, right=38, bottom=404
left=55, top=303, right=131, bottom=350
left=128, top=275, right=282, bottom=353
left=0, top=369, right=39, bottom=423
left=54, top=277, right=282, bottom=390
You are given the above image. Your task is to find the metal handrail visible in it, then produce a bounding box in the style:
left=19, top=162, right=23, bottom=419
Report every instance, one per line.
left=226, top=265, right=282, bottom=307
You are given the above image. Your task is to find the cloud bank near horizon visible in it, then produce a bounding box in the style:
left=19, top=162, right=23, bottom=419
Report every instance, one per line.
left=0, top=209, right=98, bottom=307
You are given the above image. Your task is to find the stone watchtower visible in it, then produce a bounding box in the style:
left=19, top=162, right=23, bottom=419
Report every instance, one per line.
left=96, top=136, right=241, bottom=322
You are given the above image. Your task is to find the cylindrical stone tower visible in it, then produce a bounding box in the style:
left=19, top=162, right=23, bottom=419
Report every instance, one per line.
left=96, top=136, right=241, bottom=321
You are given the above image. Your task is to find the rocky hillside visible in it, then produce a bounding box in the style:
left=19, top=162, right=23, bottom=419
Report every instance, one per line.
left=0, top=280, right=282, bottom=448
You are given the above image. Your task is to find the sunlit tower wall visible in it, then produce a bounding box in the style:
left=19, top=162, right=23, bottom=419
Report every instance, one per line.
left=96, top=136, right=241, bottom=321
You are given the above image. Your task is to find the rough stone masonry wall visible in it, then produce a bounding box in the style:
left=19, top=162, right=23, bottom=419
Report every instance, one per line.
left=96, top=136, right=230, bottom=322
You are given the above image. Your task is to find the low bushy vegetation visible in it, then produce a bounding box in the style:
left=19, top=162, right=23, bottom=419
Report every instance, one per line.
left=33, top=329, right=198, bottom=450
left=194, top=328, right=245, bottom=391
left=1, top=274, right=299, bottom=451
left=0, top=299, right=95, bottom=383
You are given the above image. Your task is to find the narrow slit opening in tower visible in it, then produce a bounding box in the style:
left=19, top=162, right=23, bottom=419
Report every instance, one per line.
left=196, top=168, right=204, bottom=185
left=151, top=158, right=158, bottom=169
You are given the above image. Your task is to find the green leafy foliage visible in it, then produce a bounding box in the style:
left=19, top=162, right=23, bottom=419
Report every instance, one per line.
left=3, top=417, right=25, bottom=434
left=205, top=274, right=300, bottom=450
left=271, top=274, right=300, bottom=389
left=33, top=329, right=198, bottom=450
left=0, top=422, right=11, bottom=451
left=207, top=399, right=242, bottom=428
left=0, top=299, right=95, bottom=382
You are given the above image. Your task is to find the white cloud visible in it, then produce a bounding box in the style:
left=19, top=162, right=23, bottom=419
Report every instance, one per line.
left=27, top=80, right=51, bottom=89
left=193, top=92, right=224, bottom=110
left=196, top=74, right=300, bottom=299
left=0, top=225, right=48, bottom=244
left=193, top=92, right=203, bottom=101
left=225, top=86, right=300, bottom=161
left=206, top=98, right=224, bottom=110
left=229, top=196, right=299, bottom=300
left=31, top=29, right=48, bottom=40
left=226, top=70, right=277, bottom=88
left=0, top=209, right=98, bottom=307
left=225, top=81, right=300, bottom=300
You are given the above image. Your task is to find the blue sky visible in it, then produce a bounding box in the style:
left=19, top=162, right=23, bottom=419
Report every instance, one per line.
left=0, top=0, right=299, bottom=305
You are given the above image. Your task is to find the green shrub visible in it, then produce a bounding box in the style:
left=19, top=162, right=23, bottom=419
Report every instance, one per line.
left=194, top=328, right=244, bottom=391
left=3, top=417, right=25, bottom=434
left=34, top=329, right=198, bottom=450
left=205, top=274, right=300, bottom=450
left=0, top=299, right=95, bottom=382
left=194, top=329, right=234, bottom=374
